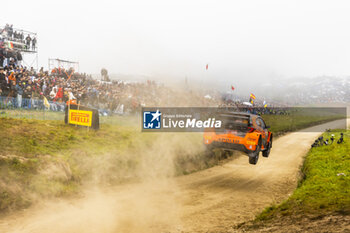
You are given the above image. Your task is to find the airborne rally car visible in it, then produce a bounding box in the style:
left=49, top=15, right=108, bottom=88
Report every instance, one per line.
left=203, top=112, right=273, bottom=165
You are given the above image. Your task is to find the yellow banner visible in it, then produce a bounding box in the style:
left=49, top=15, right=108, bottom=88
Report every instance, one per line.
left=68, top=109, right=93, bottom=127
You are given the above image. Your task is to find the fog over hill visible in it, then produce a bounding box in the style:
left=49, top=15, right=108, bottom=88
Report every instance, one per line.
left=105, top=72, right=350, bottom=104
left=257, top=76, right=350, bottom=104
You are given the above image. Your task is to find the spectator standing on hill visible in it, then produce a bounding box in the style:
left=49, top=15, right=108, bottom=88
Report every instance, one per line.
left=7, top=25, right=13, bottom=38
left=0, top=68, right=7, bottom=97
left=23, top=85, right=32, bottom=108
left=16, top=82, right=23, bottom=108
left=9, top=80, right=17, bottom=103
left=31, top=84, right=40, bottom=108
left=16, top=52, right=22, bottom=66
left=0, top=49, right=5, bottom=67
left=32, top=37, right=37, bottom=50
left=55, top=86, right=63, bottom=102
left=25, top=35, right=31, bottom=50
left=8, top=71, right=16, bottom=82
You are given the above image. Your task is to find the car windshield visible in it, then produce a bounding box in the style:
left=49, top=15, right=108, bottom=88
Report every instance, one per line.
left=256, top=118, right=266, bottom=128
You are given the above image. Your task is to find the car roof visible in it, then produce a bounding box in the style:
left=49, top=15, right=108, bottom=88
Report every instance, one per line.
left=218, top=111, right=257, bottom=118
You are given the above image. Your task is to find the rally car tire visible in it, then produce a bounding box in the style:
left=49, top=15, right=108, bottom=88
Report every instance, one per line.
left=222, top=150, right=233, bottom=159
left=262, top=136, right=273, bottom=158
left=248, top=143, right=260, bottom=165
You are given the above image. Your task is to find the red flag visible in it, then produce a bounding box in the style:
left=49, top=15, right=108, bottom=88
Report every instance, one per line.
left=206, top=64, right=208, bottom=70
left=231, top=85, right=235, bottom=91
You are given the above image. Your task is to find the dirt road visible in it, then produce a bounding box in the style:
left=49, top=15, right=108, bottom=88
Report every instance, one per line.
left=0, top=119, right=347, bottom=233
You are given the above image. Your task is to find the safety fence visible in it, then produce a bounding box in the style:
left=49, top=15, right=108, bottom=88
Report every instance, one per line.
left=0, top=96, right=65, bottom=112
left=0, top=96, right=139, bottom=125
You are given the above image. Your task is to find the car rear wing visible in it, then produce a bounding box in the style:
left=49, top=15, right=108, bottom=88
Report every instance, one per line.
left=216, top=112, right=252, bottom=131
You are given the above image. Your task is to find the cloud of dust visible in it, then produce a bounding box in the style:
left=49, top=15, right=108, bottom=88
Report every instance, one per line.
left=0, top=131, right=205, bottom=233
left=0, top=85, right=227, bottom=233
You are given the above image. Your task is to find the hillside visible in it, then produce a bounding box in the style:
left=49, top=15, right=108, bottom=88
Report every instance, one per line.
left=238, top=130, right=350, bottom=232
left=0, top=111, right=344, bottom=213
left=0, top=117, right=205, bottom=212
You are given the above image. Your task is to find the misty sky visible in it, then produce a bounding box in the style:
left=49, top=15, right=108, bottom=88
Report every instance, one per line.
left=2, top=0, right=350, bottom=81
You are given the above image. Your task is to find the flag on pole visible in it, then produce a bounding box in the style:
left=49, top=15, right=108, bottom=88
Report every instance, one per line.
left=263, top=100, right=267, bottom=108
left=231, top=85, right=235, bottom=91
left=65, top=69, right=74, bottom=81
left=43, top=96, right=50, bottom=109
left=250, top=93, right=256, bottom=99
left=206, top=64, right=208, bottom=70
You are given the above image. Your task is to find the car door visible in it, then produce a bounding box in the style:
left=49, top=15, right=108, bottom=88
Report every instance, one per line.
left=256, top=117, right=268, bottom=147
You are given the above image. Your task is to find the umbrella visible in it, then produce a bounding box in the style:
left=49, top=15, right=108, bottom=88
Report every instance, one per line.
left=243, top=102, right=253, bottom=106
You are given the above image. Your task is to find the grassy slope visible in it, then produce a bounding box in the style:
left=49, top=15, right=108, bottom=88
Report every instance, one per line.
left=0, top=117, right=207, bottom=212
left=253, top=130, right=350, bottom=224
left=263, top=112, right=344, bottom=136
left=0, top=117, right=152, bottom=211
left=0, top=112, right=344, bottom=213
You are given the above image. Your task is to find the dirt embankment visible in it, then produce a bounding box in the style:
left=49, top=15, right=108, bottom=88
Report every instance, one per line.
left=0, top=119, right=347, bottom=233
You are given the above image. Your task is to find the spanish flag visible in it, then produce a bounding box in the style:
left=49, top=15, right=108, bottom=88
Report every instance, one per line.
left=250, top=93, right=256, bottom=99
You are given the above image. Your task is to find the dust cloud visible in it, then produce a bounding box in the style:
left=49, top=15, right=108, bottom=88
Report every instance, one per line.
left=0, top=133, right=205, bottom=233
left=1, top=181, right=182, bottom=233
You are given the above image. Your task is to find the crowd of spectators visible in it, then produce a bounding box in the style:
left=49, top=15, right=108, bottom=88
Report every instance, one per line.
left=0, top=62, right=293, bottom=117
left=0, top=65, right=82, bottom=111
left=0, top=63, right=222, bottom=115
left=0, top=21, right=286, bottom=116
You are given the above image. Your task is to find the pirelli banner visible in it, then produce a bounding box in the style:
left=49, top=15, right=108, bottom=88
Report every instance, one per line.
left=65, top=105, right=99, bottom=130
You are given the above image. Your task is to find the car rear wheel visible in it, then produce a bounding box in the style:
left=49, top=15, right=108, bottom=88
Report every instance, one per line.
left=248, top=144, right=260, bottom=165
left=222, top=150, right=233, bottom=159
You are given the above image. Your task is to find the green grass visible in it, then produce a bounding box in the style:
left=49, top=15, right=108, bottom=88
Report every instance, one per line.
left=0, top=117, right=142, bottom=156
left=0, top=110, right=344, bottom=213
left=0, top=117, right=153, bottom=212
left=263, top=108, right=344, bottom=135
left=0, top=109, right=64, bottom=121
left=0, top=117, right=205, bottom=212
left=256, top=130, right=350, bottom=221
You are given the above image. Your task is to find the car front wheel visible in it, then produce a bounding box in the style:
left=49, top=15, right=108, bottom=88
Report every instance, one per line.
left=248, top=144, right=260, bottom=165
left=262, top=137, right=273, bottom=158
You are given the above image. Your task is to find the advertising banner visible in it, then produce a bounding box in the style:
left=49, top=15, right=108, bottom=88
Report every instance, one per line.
left=68, top=109, right=93, bottom=127
left=65, top=105, right=99, bottom=130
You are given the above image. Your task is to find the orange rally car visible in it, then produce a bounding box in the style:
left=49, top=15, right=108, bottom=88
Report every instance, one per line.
left=203, top=112, right=273, bottom=165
